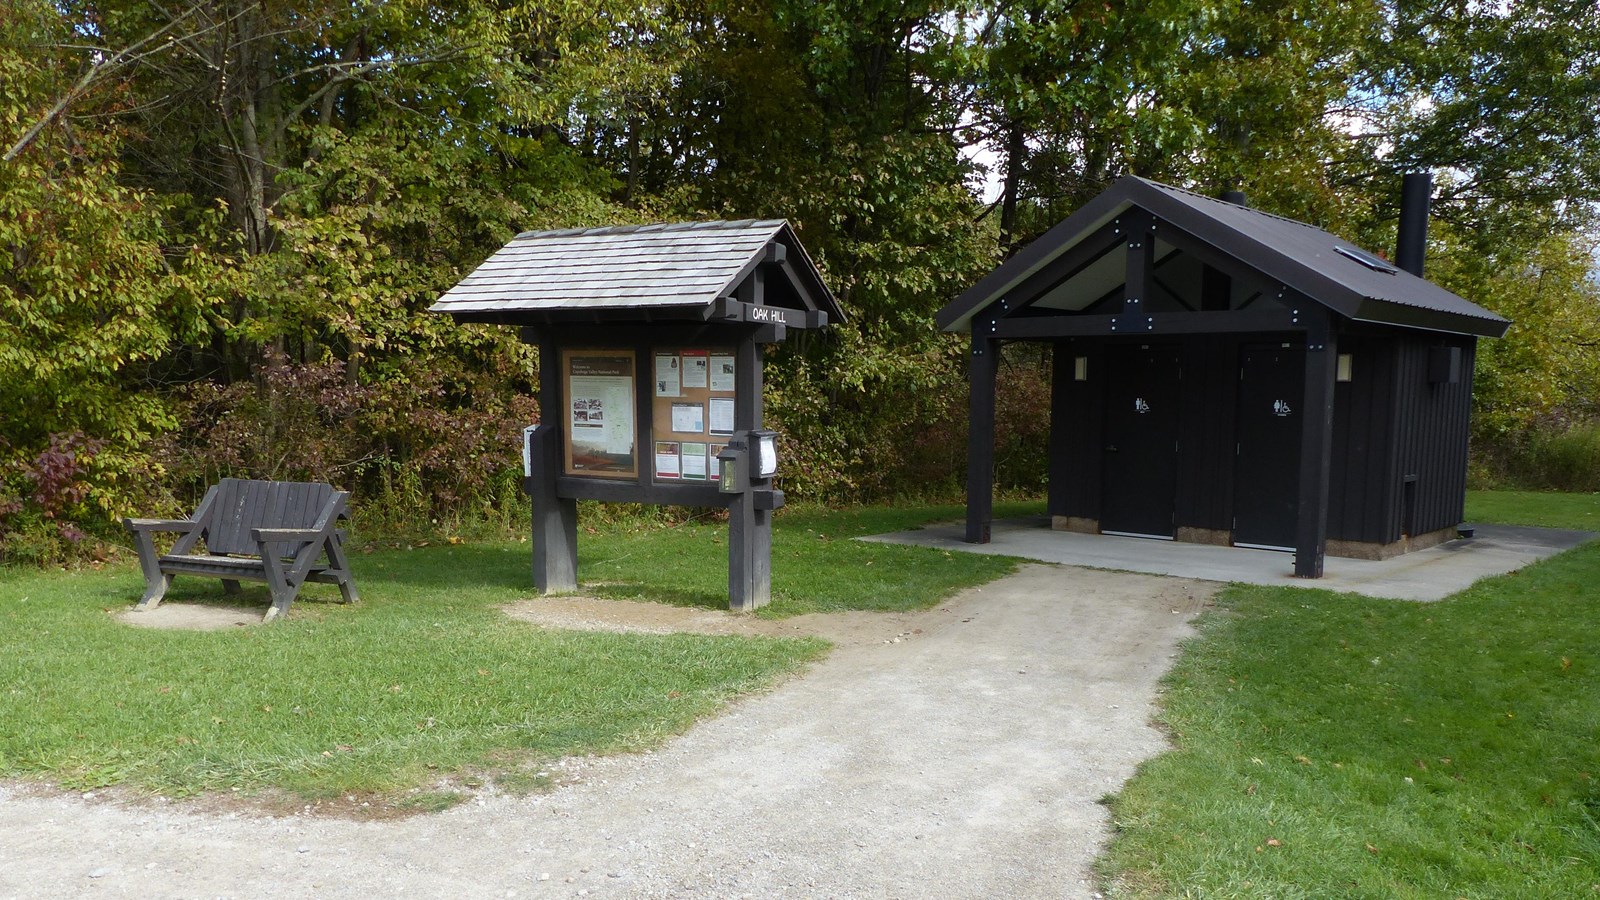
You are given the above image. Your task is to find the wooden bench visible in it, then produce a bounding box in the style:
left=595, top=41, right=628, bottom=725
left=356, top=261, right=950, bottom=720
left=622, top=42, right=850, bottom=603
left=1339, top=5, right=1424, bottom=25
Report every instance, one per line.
left=125, top=478, right=359, bottom=622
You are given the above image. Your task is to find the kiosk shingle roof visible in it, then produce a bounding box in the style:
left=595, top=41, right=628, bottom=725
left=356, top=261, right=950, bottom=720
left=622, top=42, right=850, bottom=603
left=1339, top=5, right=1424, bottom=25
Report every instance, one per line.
left=431, top=219, right=837, bottom=318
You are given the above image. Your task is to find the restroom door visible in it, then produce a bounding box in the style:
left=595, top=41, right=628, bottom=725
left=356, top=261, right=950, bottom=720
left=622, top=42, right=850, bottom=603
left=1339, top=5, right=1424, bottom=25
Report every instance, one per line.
left=1100, top=346, right=1181, bottom=538
left=1233, top=344, right=1305, bottom=550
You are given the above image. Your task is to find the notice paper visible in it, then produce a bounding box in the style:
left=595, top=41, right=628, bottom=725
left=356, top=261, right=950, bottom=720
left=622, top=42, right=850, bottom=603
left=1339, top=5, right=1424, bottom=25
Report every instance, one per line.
left=671, top=402, right=705, bottom=434
left=682, top=350, right=709, bottom=389
left=655, top=441, right=681, bottom=479
left=710, top=354, right=736, bottom=392
left=681, top=442, right=708, bottom=481
left=709, top=397, right=735, bottom=435
left=709, top=443, right=725, bottom=481
left=654, top=352, right=681, bottom=397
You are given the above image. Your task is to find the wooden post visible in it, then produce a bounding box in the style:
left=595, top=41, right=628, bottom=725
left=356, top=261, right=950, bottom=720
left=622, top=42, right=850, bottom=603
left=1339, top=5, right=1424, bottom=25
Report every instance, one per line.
left=1294, top=313, right=1337, bottom=578
left=728, top=336, right=770, bottom=610
left=530, top=337, right=578, bottom=593
left=1122, top=213, right=1156, bottom=320
left=966, top=329, right=998, bottom=543
left=1047, top=343, right=1072, bottom=520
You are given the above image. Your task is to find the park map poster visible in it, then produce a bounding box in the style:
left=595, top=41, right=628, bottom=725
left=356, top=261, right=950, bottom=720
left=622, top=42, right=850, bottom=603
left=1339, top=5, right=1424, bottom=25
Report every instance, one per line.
left=564, top=350, right=637, bottom=478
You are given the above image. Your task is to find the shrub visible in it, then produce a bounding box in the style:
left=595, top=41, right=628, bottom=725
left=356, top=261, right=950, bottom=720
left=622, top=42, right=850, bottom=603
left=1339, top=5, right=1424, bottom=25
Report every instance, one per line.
left=0, top=432, right=108, bottom=565
left=1531, top=421, right=1600, bottom=492
left=155, top=352, right=539, bottom=526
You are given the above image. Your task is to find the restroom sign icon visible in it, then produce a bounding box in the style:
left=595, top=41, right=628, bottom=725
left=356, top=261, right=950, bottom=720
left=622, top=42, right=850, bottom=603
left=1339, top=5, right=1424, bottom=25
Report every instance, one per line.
left=1273, top=399, right=1293, bottom=417
left=1134, top=398, right=1151, bottom=414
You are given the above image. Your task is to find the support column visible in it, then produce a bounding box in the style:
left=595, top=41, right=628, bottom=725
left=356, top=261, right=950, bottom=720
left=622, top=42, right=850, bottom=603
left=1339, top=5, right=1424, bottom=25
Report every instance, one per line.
left=1122, top=213, right=1156, bottom=320
left=1047, top=343, right=1072, bottom=520
left=530, top=337, right=578, bottom=593
left=966, top=329, right=998, bottom=543
left=1294, top=314, right=1338, bottom=578
left=728, top=336, right=771, bottom=610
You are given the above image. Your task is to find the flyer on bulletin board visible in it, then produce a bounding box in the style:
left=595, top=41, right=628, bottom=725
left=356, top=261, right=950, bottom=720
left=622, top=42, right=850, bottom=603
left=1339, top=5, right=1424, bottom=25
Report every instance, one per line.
left=708, top=397, right=735, bottom=435
left=682, top=349, right=709, bottom=389
left=710, top=354, right=736, bottom=392
left=671, top=402, right=705, bottom=434
left=654, top=352, right=681, bottom=397
left=709, top=443, right=726, bottom=481
left=654, top=441, right=681, bottom=479
left=681, top=442, right=708, bottom=481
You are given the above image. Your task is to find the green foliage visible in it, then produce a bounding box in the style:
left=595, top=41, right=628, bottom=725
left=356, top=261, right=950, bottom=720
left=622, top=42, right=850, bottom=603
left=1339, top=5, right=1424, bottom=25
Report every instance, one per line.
left=0, top=3, right=223, bottom=538
left=3, top=0, right=1598, bottom=547
left=1355, top=0, right=1600, bottom=243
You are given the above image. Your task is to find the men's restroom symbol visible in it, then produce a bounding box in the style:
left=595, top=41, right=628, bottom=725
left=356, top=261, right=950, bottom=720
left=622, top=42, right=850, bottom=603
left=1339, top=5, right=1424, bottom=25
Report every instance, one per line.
left=1134, top=398, right=1151, bottom=414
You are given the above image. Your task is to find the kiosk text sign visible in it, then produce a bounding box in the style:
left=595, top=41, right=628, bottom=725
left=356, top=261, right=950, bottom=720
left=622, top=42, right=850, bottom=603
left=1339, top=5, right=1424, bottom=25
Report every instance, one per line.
left=562, top=349, right=637, bottom=478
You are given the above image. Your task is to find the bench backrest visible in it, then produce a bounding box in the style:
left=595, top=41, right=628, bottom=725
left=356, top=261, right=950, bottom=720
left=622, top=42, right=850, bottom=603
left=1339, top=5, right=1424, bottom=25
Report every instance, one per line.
left=201, top=478, right=339, bottom=556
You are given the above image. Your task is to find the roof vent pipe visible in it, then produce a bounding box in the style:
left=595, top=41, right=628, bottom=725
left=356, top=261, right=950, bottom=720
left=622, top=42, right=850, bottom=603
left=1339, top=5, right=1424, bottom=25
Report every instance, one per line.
left=1396, top=172, right=1432, bottom=277
left=1221, top=190, right=1248, bottom=206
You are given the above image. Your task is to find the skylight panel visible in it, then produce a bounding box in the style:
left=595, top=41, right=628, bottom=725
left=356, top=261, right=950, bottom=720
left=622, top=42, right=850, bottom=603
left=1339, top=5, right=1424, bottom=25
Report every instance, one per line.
left=1334, top=245, right=1399, bottom=274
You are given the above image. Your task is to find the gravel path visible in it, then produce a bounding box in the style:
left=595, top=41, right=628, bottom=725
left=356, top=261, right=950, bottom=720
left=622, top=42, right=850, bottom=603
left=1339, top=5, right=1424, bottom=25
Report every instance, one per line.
left=0, top=564, right=1213, bottom=899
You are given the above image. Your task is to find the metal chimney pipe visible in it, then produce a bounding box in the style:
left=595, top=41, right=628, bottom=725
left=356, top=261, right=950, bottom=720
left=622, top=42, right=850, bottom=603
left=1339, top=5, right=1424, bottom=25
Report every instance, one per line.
left=1396, top=172, right=1432, bottom=277
left=1221, top=190, right=1248, bottom=206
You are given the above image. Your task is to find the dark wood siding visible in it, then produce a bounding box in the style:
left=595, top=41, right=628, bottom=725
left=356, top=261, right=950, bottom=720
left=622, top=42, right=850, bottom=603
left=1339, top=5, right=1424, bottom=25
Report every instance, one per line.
left=1389, top=335, right=1476, bottom=536
left=1048, top=340, right=1104, bottom=519
left=1326, top=336, right=1398, bottom=543
left=1176, top=335, right=1240, bottom=531
left=1045, top=330, right=1477, bottom=547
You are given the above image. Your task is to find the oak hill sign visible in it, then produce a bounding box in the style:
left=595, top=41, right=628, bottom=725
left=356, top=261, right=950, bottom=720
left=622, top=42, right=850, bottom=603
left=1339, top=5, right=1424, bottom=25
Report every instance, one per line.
left=431, top=220, right=841, bottom=610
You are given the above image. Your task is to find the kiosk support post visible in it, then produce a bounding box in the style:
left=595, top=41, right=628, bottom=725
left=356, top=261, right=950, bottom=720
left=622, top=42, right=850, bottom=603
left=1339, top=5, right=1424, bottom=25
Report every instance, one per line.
left=529, top=339, right=578, bottom=593
left=728, top=340, right=772, bottom=610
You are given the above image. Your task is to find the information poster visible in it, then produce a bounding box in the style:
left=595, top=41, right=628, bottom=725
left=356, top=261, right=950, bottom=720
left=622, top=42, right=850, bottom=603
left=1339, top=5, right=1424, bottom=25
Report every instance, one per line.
left=708, top=443, right=726, bottom=482
left=708, top=397, right=735, bottom=436
left=682, top=350, right=709, bottom=389
left=655, top=352, right=681, bottom=397
left=681, top=442, right=708, bottom=481
left=710, top=354, right=736, bottom=392
left=671, top=402, right=705, bottom=434
left=564, top=350, right=637, bottom=478
left=651, top=345, right=738, bottom=483
left=654, top=441, right=681, bottom=480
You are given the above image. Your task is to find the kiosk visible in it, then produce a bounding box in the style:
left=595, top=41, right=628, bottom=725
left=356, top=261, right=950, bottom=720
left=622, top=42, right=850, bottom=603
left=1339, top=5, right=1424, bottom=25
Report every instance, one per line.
left=432, top=219, right=841, bottom=609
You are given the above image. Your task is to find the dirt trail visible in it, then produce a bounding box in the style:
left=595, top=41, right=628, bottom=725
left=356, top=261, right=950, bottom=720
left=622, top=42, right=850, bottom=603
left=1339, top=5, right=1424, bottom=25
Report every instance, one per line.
left=2, top=564, right=1213, bottom=899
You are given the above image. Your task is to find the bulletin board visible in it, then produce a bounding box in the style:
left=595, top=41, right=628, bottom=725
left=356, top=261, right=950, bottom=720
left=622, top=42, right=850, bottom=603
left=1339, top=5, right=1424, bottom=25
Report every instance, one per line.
left=562, top=349, right=638, bottom=479
left=650, top=347, right=737, bottom=484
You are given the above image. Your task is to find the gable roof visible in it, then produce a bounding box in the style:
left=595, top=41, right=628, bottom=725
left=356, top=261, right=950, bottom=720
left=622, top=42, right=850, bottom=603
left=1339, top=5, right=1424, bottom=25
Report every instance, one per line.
left=938, top=177, right=1509, bottom=338
left=431, top=219, right=842, bottom=324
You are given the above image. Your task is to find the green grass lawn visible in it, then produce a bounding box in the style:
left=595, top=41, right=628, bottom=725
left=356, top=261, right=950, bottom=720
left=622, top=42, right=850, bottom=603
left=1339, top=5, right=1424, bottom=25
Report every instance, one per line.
left=1102, top=490, right=1600, bottom=897
left=581, top=500, right=1036, bottom=616
left=1466, top=489, right=1600, bottom=531
left=0, top=501, right=1030, bottom=805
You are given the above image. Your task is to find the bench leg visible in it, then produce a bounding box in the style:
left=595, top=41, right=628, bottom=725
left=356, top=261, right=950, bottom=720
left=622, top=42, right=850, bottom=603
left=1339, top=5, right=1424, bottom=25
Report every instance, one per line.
left=131, top=531, right=172, bottom=611
left=222, top=579, right=242, bottom=595
left=136, top=575, right=172, bottom=611
left=335, top=577, right=359, bottom=605
left=323, top=536, right=359, bottom=604
left=261, top=555, right=299, bottom=623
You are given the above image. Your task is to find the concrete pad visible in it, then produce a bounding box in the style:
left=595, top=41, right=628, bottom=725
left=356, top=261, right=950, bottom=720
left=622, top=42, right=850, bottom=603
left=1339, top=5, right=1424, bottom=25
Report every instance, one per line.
left=861, top=517, right=1597, bottom=601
